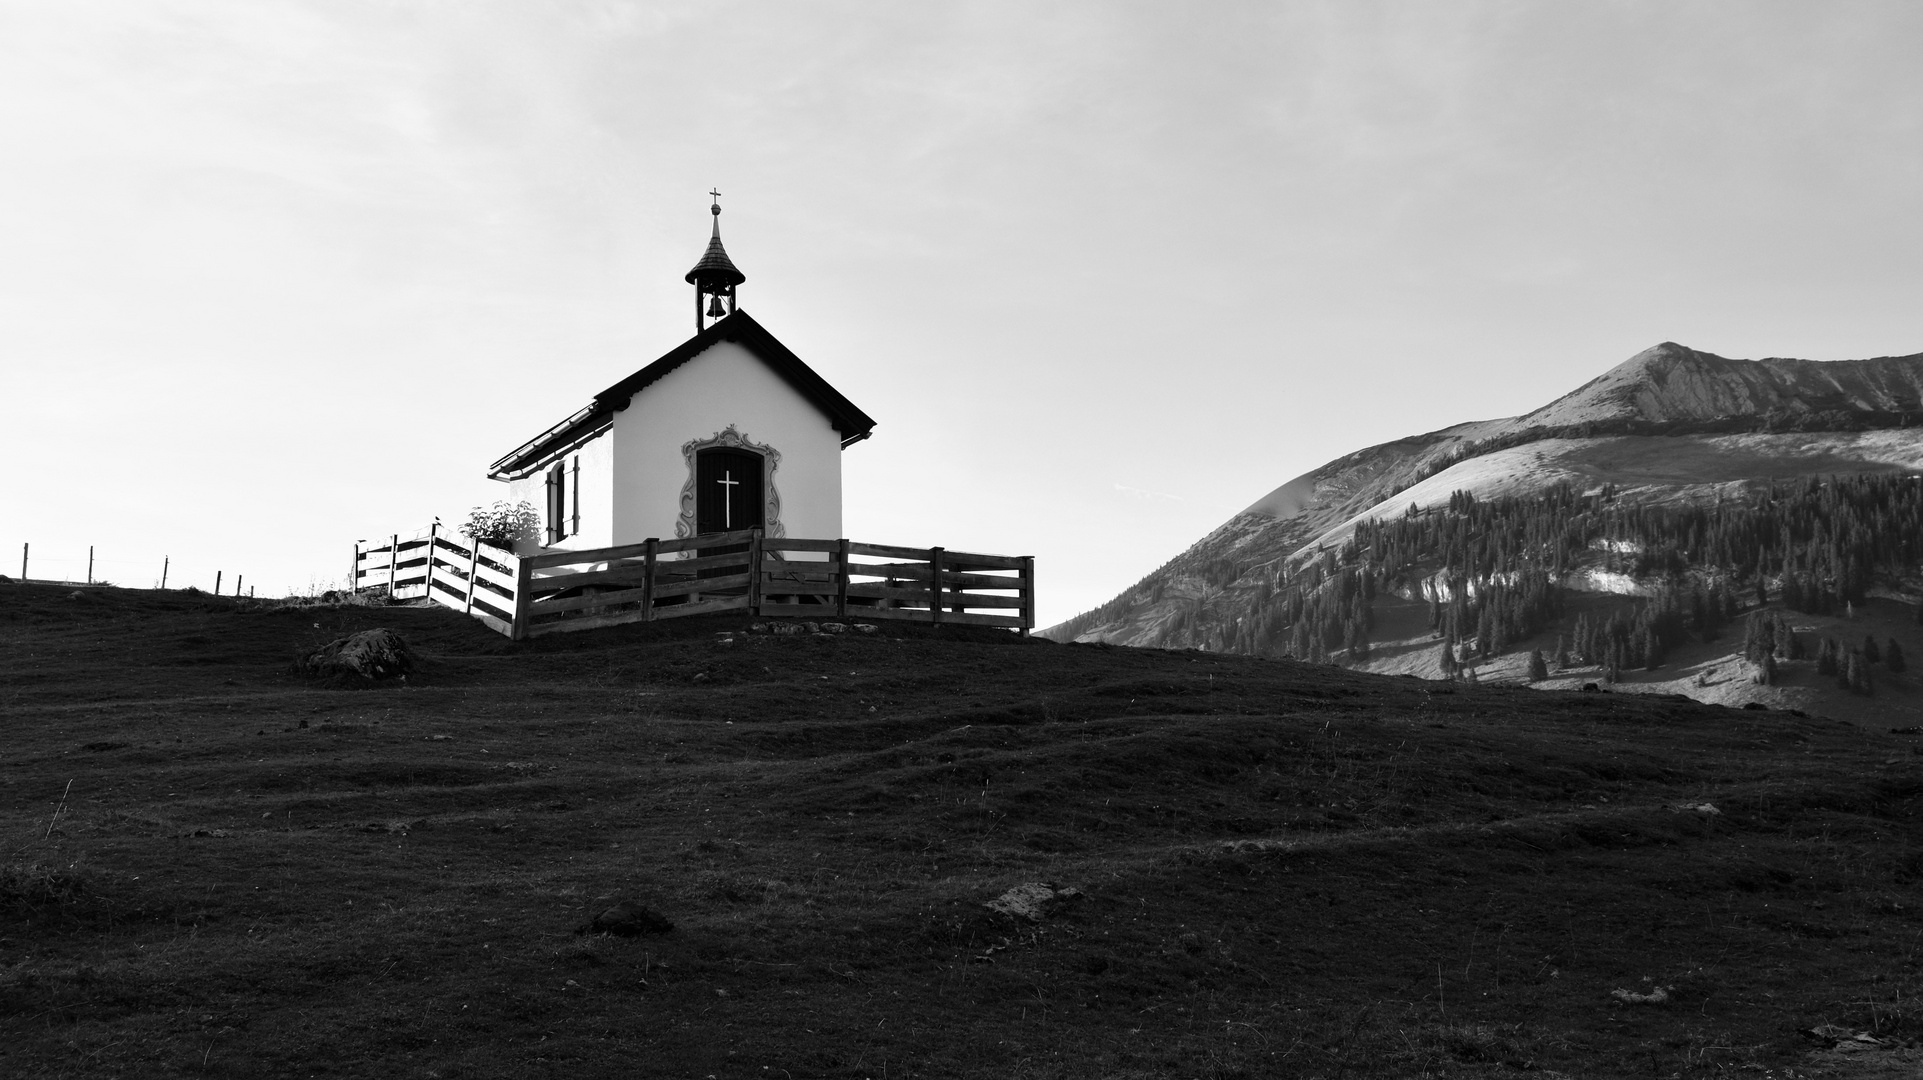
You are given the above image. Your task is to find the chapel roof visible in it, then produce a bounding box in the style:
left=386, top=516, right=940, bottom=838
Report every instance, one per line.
left=487, top=309, right=876, bottom=480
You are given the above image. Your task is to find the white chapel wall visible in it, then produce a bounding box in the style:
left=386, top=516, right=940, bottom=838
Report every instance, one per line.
left=609, top=340, right=843, bottom=550
left=500, top=427, right=614, bottom=554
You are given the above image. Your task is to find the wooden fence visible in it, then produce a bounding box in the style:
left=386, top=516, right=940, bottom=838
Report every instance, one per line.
left=353, top=526, right=1033, bottom=640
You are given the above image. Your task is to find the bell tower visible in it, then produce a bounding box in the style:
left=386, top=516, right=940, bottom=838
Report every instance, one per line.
left=685, top=190, right=746, bottom=332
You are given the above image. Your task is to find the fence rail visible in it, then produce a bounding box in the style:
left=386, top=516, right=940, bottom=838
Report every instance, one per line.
left=353, top=527, right=1033, bottom=640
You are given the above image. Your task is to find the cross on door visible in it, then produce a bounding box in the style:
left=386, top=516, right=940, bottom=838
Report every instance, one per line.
left=717, top=471, right=739, bottom=528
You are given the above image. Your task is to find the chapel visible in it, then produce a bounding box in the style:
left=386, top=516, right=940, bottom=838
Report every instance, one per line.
left=485, top=198, right=876, bottom=555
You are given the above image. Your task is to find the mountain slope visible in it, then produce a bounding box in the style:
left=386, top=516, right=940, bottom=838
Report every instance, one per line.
left=1046, top=343, right=1923, bottom=718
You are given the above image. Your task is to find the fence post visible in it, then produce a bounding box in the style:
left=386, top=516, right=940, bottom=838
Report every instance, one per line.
left=350, top=543, right=360, bottom=596
left=463, top=540, right=480, bottom=615
left=161, top=557, right=168, bottom=590
left=19, top=542, right=25, bottom=582
left=236, top=574, right=242, bottom=597
left=87, top=546, right=93, bottom=585
left=215, top=570, right=222, bottom=596
left=509, top=556, right=532, bottom=640
left=423, top=522, right=437, bottom=600
left=836, top=538, right=850, bottom=618
left=747, top=529, right=763, bottom=614
left=1020, top=556, right=1035, bottom=637
left=641, top=539, right=658, bottom=621
left=929, top=547, right=945, bottom=624
left=387, top=533, right=399, bottom=596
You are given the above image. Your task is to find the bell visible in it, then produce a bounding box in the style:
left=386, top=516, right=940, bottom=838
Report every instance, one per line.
left=706, top=294, right=727, bottom=318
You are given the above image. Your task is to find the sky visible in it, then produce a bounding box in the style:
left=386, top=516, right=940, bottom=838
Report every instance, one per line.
left=2, top=1, right=1920, bottom=625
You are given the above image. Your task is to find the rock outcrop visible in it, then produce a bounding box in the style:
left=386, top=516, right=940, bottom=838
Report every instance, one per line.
left=299, top=629, right=415, bottom=680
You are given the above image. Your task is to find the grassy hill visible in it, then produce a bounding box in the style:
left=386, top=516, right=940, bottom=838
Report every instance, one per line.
left=4, top=582, right=1922, bottom=1078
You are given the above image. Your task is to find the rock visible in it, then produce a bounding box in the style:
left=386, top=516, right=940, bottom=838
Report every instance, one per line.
left=803, top=622, right=820, bottom=633
left=853, top=624, right=878, bottom=634
left=1581, top=683, right=1601, bottom=692
left=985, top=882, right=1085, bottom=922
left=298, top=628, right=416, bottom=680
left=578, top=900, right=674, bottom=937
left=320, top=590, right=340, bottom=603
left=773, top=623, right=803, bottom=636
left=748, top=622, right=767, bottom=633
left=1610, top=985, right=1671, bottom=1004
left=821, top=622, right=847, bottom=634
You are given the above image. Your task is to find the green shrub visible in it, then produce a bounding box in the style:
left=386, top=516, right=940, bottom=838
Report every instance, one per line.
left=460, top=501, right=541, bottom=549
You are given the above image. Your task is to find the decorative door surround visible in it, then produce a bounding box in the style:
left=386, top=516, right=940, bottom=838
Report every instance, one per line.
left=675, top=425, right=785, bottom=544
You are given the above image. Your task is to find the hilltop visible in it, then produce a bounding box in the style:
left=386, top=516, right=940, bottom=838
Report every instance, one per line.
left=1048, top=344, right=1923, bottom=723
left=3, top=583, right=1921, bottom=1078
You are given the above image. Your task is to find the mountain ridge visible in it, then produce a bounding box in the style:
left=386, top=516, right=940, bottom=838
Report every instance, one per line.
left=1046, top=343, right=1923, bottom=722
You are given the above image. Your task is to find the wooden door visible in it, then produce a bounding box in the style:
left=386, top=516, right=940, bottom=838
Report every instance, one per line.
left=696, top=448, right=763, bottom=533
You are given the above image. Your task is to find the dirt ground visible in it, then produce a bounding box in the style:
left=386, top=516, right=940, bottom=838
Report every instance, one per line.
left=3, top=583, right=1921, bottom=1078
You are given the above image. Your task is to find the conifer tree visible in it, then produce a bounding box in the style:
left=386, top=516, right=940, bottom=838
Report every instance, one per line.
left=1887, top=638, right=1906, bottom=674
left=1527, top=649, right=1549, bottom=682
left=1864, top=635, right=1881, bottom=663
left=1437, top=640, right=1459, bottom=679
left=1837, top=650, right=1857, bottom=691
left=1754, top=652, right=1776, bottom=686
left=1849, top=651, right=1874, bottom=695
left=1817, top=637, right=1839, bottom=676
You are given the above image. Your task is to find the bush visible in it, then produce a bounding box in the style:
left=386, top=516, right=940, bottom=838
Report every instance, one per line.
left=460, top=501, right=541, bottom=549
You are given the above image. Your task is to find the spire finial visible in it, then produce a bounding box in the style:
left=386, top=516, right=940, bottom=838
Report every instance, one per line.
left=710, top=188, right=722, bottom=216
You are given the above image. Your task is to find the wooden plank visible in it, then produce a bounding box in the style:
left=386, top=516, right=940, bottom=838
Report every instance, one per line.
left=758, top=580, right=839, bottom=596
left=843, top=563, right=1017, bottom=590
left=510, top=558, right=533, bottom=640
left=641, top=538, right=657, bottom=622
left=652, top=594, right=752, bottom=620
left=387, top=532, right=399, bottom=594
left=422, top=523, right=437, bottom=596
left=845, top=560, right=933, bottom=579
left=746, top=530, right=763, bottom=610
left=470, top=595, right=514, bottom=625
left=525, top=564, right=653, bottom=595
left=469, top=610, right=514, bottom=638
left=463, top=542, right=480, bottom=614
left=530, top=584, right=651, bottom=615
left=932, top=610, right=1023, bottom=629
left=755, top=603, right=841, bottom=618
left=930, top=547, right=945, bottom=625
left=856, top=607, right=936, bottom=624
left=760, top=537, right=841, bottom=554
left=941, top=551, right=1028, bottom=571
left=1020, top=555, right=1035, bottom=635
left=655, top=549, right=753, bottom=574
left=652, top=572, right=751, bottom=599
left=471, top=558, right=519, bottom=593
left=836, top=538, right=850, bottom=618
left=937, top=592, right=1026, bottom=609
left=846, top=541, right=933, bottom=561
left=525, top=608, right=653, bottom=637
left=654, top=528, right=758, bottom=556
left=845, top=582, right=941, bottom=603
left=760, top=558, right=840, bottom=577
left=427, top=576, right=467, bottom=606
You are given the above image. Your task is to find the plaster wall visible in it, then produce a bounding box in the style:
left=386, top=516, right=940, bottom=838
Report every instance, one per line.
left=610, top=340, right=843, bottom=551
left=500, top=426, right=615, bottom=554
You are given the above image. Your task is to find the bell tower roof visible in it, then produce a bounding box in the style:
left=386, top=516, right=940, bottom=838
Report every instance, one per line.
left=684, top=197, right=745, bottom=288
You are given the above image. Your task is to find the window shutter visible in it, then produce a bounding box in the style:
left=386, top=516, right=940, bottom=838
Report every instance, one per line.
left=544, top=469, right=559, bottom=545
left=570, top=456, right=581, bottom=536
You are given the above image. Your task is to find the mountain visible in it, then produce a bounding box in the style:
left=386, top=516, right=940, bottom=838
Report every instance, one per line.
left=1046, top=343, right=1923, bottom=721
